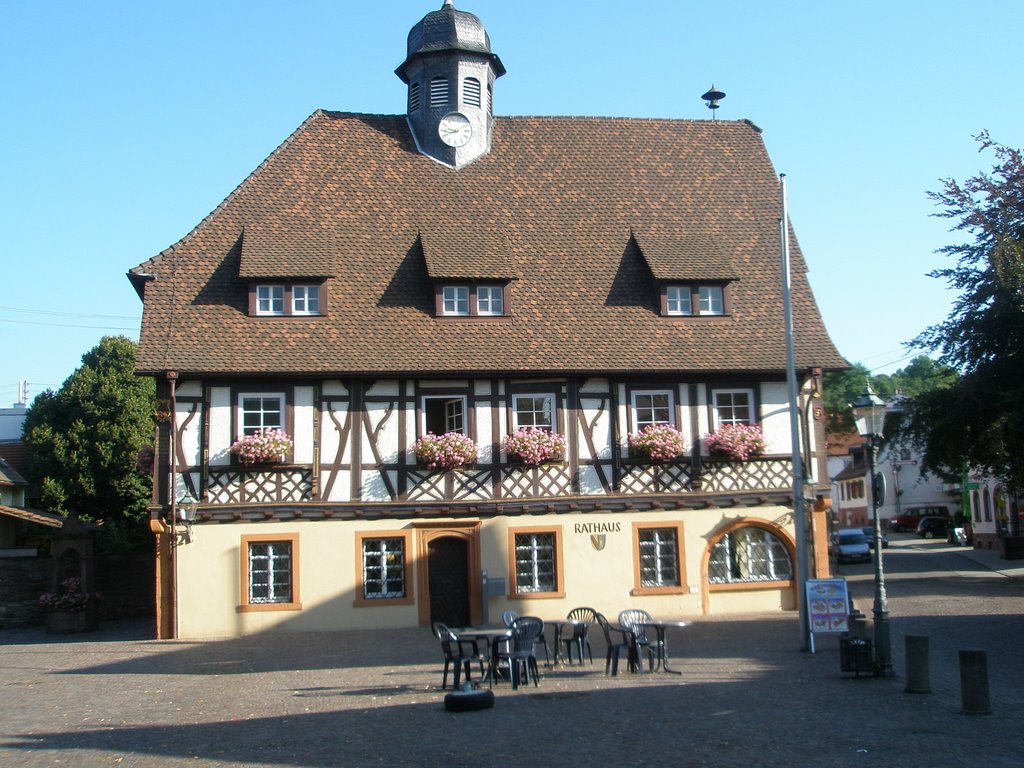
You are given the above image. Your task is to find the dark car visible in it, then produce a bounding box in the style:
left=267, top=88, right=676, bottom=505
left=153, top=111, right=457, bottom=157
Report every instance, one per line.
left=861, top=526, right=889, bottom=549
left=915, top=516, right=950, bottom=539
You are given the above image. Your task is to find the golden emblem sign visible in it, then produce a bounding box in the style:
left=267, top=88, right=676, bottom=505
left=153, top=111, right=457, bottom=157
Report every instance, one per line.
left=590, top=534, right=606, bottom=551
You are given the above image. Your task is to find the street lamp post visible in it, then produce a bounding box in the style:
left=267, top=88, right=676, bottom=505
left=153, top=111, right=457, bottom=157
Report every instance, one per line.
left=851, top=383, right=893, bottom=678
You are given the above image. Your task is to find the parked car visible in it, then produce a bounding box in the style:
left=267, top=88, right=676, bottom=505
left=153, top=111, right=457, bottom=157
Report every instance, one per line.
left=916, top=516, right=950, bottom=538
left=832, top=528, right=872, bottom=563
left=861, top=526, right=889, bottom=549
left=889, top=506, right=951, bottom=532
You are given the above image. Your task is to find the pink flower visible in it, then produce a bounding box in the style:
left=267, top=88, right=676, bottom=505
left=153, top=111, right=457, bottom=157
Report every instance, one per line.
left=502, top=427, right=566, bottom=465
left=230, top=429, right=293, bottom=464
left=414, top=432, right=478, bottom=470
left=704, top=424, right=766, bottom=460
left=628, top=424, right=687, bottom=461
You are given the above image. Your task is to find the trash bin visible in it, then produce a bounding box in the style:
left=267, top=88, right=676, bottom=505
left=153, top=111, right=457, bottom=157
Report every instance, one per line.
left=840, top=636, right=874, bottom=677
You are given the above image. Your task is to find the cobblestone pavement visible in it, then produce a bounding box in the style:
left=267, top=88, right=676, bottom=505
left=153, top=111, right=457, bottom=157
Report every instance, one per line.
left=1, top=540, right=1021, bottom=768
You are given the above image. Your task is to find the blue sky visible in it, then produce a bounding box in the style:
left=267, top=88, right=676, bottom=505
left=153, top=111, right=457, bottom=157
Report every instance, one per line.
left=2, top=1, right=1021, bottom=406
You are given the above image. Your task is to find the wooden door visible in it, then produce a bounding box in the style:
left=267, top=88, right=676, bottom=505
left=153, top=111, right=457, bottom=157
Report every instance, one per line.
left=427, top=536, right=470, bottom=627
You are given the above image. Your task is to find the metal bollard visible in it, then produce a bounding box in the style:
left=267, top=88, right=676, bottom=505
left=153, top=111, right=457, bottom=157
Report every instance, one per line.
left=959, top=649, right=992, bottom=715
left=904, top=635, right=931, bottom=694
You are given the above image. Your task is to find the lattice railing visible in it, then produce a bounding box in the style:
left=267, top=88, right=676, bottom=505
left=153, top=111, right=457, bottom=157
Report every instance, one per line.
left=206, top=466, right=314, bottom=504
left=700, top=457, right=792, bottom=492
left=619, top=461, right=695, bottom=494
left=500, top=464, right=573, bottom=498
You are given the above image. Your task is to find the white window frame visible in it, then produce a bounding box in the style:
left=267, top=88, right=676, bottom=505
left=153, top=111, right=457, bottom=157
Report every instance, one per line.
left=442, top=286, right=470, bottom=316
left=361, top=536, right=407, bottom=600
left=712, top=388, right=755, bottom=428
left=632, top=390, right=674, bottom=430
left=256, top=285, right=285, bottom=316
left=421, top=395, right=468, bottom=435
left=476, top=286, right=504, bottom=316
left=699, top=286, right=725, bottom=315
left=246, top=539, right=294, bottom=604
left=708, top=527, right=793, bottom=584
left=666, top=286, right=692, bottom=315
left=238, top=392, right=285, bottom=437
left=292, top=285, right=320, bottom=315
left=510, top=529, right=562, bottom=596
left=512, top=394, right=554, bottom=430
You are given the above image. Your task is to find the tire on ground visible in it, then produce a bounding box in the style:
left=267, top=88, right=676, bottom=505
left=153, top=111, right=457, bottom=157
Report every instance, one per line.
left=444, top=688, right=495, bottom=712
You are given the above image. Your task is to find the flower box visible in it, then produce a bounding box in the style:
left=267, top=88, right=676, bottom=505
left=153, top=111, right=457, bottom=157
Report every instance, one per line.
left=230, top=429, right=293, bottom=465
left=502, top=427, right=566, bottom=466
left=628, top=424, right=687, bottom=462
left=414, top=431, right=478, bottom=471
left=703, top=424, right=766, bottom=461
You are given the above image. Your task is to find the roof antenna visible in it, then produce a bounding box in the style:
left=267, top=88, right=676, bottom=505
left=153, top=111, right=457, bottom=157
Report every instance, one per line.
left=701, top=84, right=726, bottom=120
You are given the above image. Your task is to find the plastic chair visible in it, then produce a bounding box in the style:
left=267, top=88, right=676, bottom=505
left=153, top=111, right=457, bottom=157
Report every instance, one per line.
left=432, top=622, right=486, bottom=690
left=594, top=612, right=632, bottom=676
left=503, top=609, right=550, bottom=666
left=618, top=609, right=657, bottom=673
left=498, top=616, right=544, bottom=689
left=561, top=607, right=596, bottom=665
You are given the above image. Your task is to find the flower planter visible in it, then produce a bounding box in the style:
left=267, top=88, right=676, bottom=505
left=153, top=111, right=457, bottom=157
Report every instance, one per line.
left=46, top=610, right=95, bottom=634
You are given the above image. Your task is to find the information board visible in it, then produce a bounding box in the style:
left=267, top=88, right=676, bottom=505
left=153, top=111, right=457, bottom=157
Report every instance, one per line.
left=805, top=578, right=850, bottom=652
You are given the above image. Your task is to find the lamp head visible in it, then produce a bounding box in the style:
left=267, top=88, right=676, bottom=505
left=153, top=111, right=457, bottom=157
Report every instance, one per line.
left=851, top=383, right=886, bottom=439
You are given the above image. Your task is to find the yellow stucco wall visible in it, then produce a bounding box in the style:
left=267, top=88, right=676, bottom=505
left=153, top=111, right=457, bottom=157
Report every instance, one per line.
left=175, top=505, right=796, bottom=639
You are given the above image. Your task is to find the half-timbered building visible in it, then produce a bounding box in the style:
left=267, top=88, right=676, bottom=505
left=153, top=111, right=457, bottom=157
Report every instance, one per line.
left=131, top=1, right=846, bottom=639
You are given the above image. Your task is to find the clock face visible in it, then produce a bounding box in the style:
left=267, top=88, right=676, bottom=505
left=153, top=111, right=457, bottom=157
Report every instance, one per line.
left=438, top=112, right=472, bottom=147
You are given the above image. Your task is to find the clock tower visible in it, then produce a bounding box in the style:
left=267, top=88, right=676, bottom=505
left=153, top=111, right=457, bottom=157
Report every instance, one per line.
left=396, top=1, right=505, bottom=169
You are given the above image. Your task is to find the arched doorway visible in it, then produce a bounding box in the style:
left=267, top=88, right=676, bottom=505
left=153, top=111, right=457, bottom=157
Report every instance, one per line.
left=427, top=536, right=470, bottom=626
left=414, top=521, right=482, bottom=628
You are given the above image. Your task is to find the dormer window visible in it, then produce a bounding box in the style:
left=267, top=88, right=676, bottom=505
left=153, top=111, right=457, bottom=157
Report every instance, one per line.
left=661, top=284, right=727, bottom=316
left=250, top=283, right=326, bottom=317
left=436, top=283, right=509, bottom=317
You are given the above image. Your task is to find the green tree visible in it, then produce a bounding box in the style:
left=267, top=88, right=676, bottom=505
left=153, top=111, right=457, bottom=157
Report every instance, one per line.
left=904, top=134, right=1024, bottom=487
left=23, top=336, right=155, bottom=550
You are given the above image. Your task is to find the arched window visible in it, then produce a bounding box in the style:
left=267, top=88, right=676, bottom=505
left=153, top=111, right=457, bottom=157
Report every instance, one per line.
left=708, top=525, right=793, bottom=584
left=429, top=76, right=449, bottom=107
left=408, top=82, right=420, bottom=113
left=972, top=490, right=981, bottom=521
left=487, top=83, right=493, bottom=115
left=984, top=489, right=992, bottom=521
left=463, top=77, right=481, bottom=107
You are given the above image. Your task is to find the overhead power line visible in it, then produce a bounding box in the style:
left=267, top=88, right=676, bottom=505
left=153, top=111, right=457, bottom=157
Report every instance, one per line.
left=0, top=305, right=139, bottom=321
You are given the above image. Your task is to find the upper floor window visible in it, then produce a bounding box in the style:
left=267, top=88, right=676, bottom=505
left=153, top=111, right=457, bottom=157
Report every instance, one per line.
left=429, top=76, right=449, bottom=107
left=252, top=283, right=324, bottom=317
left=442, top=286, right=469, bottom=316
left=699, top=286, right=725, bottom=315
left=632, top=390, right=673, bottom=430
left=239, top=393, right=284, bottom=436
left=436, top=284, right=508, bottom=317
left=422, top=395, right=467, bottom=435
left=257, top=285, right=284, bottom=316
left=512, top=394, right=553, bottom=430
left=661, top=284, right=727, bottom=316
left=292, top=286, right=320, bottom=315
left=666, top=286, right=692, bottom=316
left=712, top=388, right=754, bottom=427
left=463, top=77, right=481, bottom=107
left=477, top=286, right=504, bottom=315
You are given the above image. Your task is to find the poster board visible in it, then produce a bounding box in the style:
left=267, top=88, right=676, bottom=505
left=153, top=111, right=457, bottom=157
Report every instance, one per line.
left=805, top=578, right=850, bottom=652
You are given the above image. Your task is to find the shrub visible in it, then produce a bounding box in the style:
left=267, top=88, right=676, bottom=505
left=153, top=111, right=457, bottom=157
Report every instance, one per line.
left=38, top=577, right=103, bottom=613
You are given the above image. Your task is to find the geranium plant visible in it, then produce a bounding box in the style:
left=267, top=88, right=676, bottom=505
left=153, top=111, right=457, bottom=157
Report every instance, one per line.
left=502, top=427, right=566, bottom=465
left=230, top=429, right=293, bottom=464
left=414, top=431, right=478, bottom=471
left=704, top=423, right=767, bottom=460
left=628, top=423, right=687, bottom=462
left=38, top=577, right=102, bottom=613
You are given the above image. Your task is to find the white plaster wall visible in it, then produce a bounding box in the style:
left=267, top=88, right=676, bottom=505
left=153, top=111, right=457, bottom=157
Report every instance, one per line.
left=293, top=386, right=315, bottom=464
left=208, top=387, right=232, bottom=465
left=759, top=382, right=791, bottom=455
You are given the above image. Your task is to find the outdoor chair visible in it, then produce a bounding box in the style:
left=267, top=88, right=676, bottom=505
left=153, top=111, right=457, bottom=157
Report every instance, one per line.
left=498, top=616, right=544, bottom=689
left=561, top=607, right=596, bottom=665
left=618, top=609, right=658, bottom=673
left=503, top=608, right=550, bottom=666
left=432, top=622, right=486, bottom=690
left=594, top=612, right=632, bottom=676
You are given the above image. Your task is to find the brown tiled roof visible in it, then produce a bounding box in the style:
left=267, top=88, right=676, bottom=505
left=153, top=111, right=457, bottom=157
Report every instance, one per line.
left=420, top=227, right=518, bottom=280
left=0, top=457, right=27, bottom=487
left=238, top=223, right=337, bottom=278
left=0, top=505, right=63, bottom=528
left=131, top=112, right=846, bottom=377
left=633, top=228, right=736, bottom=282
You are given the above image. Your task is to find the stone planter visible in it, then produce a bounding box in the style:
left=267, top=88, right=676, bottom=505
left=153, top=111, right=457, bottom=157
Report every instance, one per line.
left=45, top=610, right=96, bottom=634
